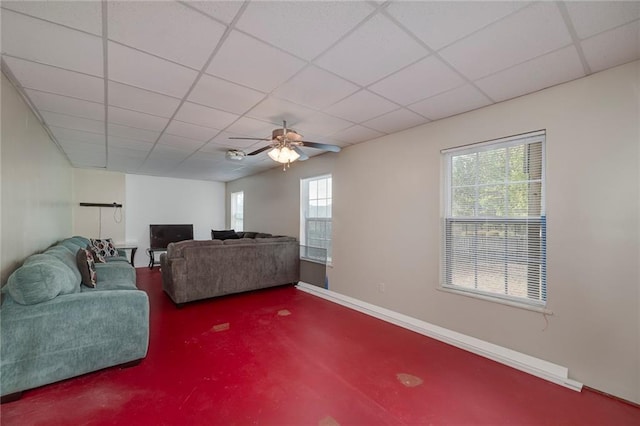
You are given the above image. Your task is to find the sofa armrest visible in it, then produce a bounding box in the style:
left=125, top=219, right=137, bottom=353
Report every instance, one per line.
left=160, top=254, right=187, bottom=305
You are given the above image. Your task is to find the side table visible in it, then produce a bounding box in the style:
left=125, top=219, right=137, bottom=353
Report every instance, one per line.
left=116, top=245, right=138, bottom=266
left=147, top=248, right=167, bottom=269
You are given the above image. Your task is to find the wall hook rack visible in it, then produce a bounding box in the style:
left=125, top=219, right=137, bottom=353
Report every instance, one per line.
left=79, top=202, right=123, bottom=208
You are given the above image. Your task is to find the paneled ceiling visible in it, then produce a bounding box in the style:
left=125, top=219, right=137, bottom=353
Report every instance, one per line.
left=1, top=1, right=638, bottom=182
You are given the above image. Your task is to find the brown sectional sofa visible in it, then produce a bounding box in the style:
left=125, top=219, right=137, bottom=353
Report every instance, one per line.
left=159, top=235, right=300, bottom=306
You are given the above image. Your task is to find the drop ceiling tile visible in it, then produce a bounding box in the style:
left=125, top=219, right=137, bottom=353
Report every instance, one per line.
left=40, top=111, right=104, bottom=134
left=362, top=108, right=429, bottom=134
left=107, top=123, right=159, bottom=143
left=330, top=124, right=384, bottom=144
left=236, top=1, right=374, bottom=60
left=188, top=74, right=266, bottom=114
left=108, top=106, right=169, bottom=132
left=108, top=81, right=180, bottom=118
left=206, top=31, right=306, bottom=92
left=67, top=150, right=105, bottom=168
left=107, top=1, right=225, bottom=69
left=225, top=117, right=279, bottom=138
left=246, top=96, right=317, bottom=126
left=187, top=1, right=243, bottom=24
left=272, top=66, right=359, bottom=110
left=157, top=134, right=204, bottom=151
left=59, top=140, right=106, bottom=164
left=108, top=136, right=154, bottom=153
left=323, top=90, right=398, bottom=123
left=385, top=1, right=528, bottom=51
left=2, top=0, right=103, bottom=35
left=369, top=56, right=465, bottom=105
left=174, top=102, right=239, bottom=130
left=25, top=89, right=104, bottom=121
left=409, top=84, right=492, bottom=120
left=294, top=112, right=354, bottom=139
left=3, top=57, right=104, bottom=102
left=108, top=42, right=198, bottom=98
left=2, top=9, right=103, bottom=76
left=137, top=159, right=182, bottom=173
left=107, top=153, right=145, bottom=172
left=566, top=1, right=640, bottom=39
left=475, top=46, right=585, bottom=102
left=581, top=20, right=640, bottom=73
left=49, top=126, right=105, bottom=145
left=439, top=2, right=572, bottom=80
left=148, top=145, right=193, bottom=161
left=165, top=120, right=219, bottom=142
left=315, top=14, right=428, bottom=86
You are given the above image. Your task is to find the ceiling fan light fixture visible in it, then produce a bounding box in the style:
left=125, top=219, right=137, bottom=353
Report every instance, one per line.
left=268, top=146, right=300, bottom=164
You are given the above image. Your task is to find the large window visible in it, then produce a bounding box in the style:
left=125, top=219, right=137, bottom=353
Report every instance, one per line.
left=230, top=191, right=244, bottom=232
left=300, top=175, right=332, bottom=263
left=442, top=131, right=546, bottom=306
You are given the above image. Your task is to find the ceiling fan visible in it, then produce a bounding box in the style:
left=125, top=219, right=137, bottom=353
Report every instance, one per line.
left=229, top=121, right=341, bottom=169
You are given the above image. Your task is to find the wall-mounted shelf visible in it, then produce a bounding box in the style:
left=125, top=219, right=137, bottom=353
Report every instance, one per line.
left=79, top=202, right=123, bottom=208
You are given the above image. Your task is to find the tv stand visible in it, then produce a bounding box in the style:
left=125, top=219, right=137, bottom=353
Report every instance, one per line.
left=147, top=248, right=167, bottom=269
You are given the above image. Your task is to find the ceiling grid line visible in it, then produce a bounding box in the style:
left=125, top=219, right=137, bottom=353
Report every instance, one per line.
left=2, top=0, right=637, bottom=181
left=102, top=0, right=109, bottom=169
left=556, top=1, right=592, bottom=75
left=137, top=0, right=254, bottom=174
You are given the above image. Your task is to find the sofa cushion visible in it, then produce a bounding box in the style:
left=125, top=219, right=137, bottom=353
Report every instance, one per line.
left=6, top=256, right=77, bottom=305
left=91, top=238, right=119, bottom=258
left=255, top=233, right=273, bottom=238
left=242, top=231, right=258, bottom=239
left=255, top=237, right=296, bottom=244
left=168, top=240, right=222, bottom=258
left=44, top=245, right=82, bottom=286
left=211, top=229, right=240, bottom=240
left=59, top=239, right=86, bottom=254
left=76, top=248, right=97, bottom=288
left=223, top=238, right=256, bottom=245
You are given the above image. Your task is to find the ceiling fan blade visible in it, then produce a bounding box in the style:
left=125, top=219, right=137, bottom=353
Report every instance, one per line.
left=293, top=146, right=309, bottom=161
left=247, top=145, right=272, bottom=156
left=300, top=141, right=342, bottom=152
left=229, top=137, right=271, bottom=141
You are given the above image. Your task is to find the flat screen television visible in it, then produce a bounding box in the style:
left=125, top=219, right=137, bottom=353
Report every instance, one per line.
left=149, top=224, right=193, bottom=249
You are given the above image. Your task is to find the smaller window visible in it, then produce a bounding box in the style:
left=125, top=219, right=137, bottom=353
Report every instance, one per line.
left=300, top=175, right=332, bottom=263
left=230, top=191, right=244, bottom=232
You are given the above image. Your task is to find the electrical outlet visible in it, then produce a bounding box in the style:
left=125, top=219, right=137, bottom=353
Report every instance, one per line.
left=378, top=283, right=386, bottom=293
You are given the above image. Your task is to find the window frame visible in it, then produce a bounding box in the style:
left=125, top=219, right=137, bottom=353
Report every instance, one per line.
left=300, top=174, right=332, bottom=264
left=441, top=130, right=547, bottom=308
left=230, top=191, right=244, bottom=232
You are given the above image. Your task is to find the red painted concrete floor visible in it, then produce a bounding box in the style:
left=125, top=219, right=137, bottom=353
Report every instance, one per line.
left=2, top=268, right=639, bottom=425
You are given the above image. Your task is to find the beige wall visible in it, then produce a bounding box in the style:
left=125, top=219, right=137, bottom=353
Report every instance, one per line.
left=1, top=73, right=73, bottom=284
left=228, top=61, right=640, bottom=403
left=72, top=169, right=126, bottom=243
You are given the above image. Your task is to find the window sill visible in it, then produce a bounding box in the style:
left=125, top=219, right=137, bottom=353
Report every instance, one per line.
left=300, top=257, right=332, bottom=268
left=437, top=286, right=553, bottom=315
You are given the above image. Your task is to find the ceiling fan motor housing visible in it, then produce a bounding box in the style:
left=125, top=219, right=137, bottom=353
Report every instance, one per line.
left=272, top=128, right=302, bottom=143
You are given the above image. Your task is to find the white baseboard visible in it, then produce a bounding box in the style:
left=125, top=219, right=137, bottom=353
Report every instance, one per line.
left=296, top=282, right=583, bottom=392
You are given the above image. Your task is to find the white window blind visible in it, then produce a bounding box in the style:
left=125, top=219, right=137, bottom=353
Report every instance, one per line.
left=300, top=175, right=332, bottom=263
left=442, top=131, right=546, bottom=305
left=230, top=191, right=244, bottom=232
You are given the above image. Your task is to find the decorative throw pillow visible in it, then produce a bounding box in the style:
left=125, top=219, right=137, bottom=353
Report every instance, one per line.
left=211, top=229, right=240, bottom=240
left=76, top=248, right=97, bottom=288
left=90, top=246, right=106, bottom=263
left=90, top=238, right=118, bottom=258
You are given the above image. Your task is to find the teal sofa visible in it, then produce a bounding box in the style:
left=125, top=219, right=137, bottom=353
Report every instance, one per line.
left=0, top=236, right=149, bottom=402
